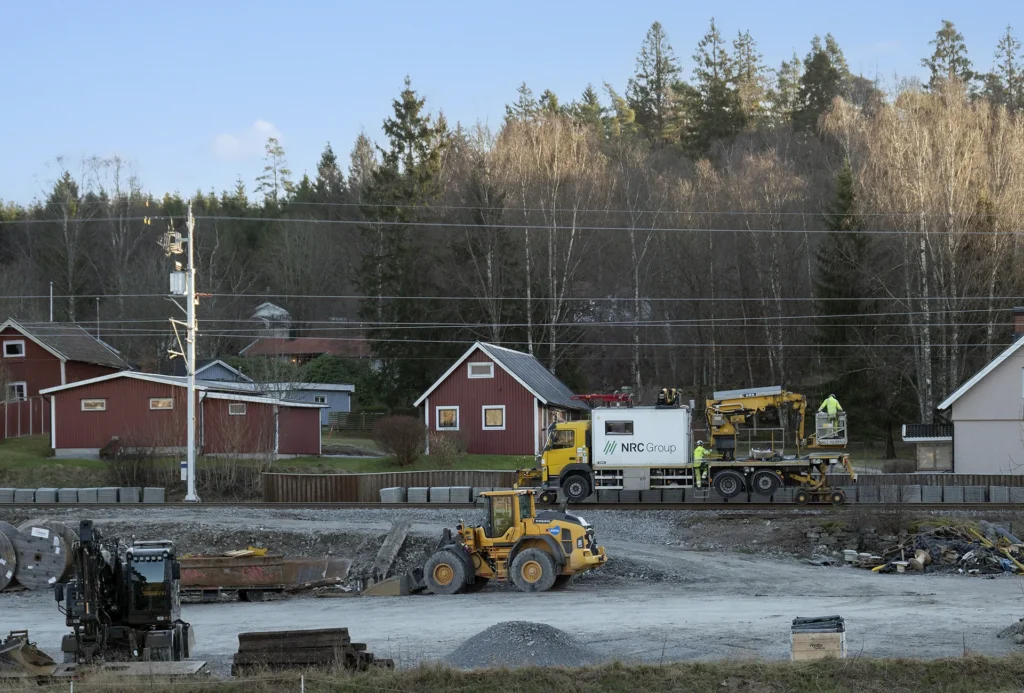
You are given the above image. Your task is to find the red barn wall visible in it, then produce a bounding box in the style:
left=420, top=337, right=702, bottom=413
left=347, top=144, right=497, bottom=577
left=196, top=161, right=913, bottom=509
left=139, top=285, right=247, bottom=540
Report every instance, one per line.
left=1, top=327, right=63, bottom=397
left=278, top=407, right=321, bottom=455
left=426, top=351, right=535, bottom=455
left=53, top=379, right=189, bottom=450
left=65, top=361, right=121, bottom=384
left=203, top=398, right=277, bottom=455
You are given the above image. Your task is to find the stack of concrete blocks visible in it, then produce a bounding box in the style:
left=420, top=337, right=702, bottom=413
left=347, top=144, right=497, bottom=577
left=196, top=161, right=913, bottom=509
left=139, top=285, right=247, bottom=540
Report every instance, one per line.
left=921, top=485, right=943, bottom=503
left=0, top=489, right=15, bottom=504
left=34, top=488, right=58, bottom=503
left=142, top=487, right=164, bottom=504
left=407, top=487, right=429, bottom=503
left=597, top=489, right=619, bottom=504
left=379, top=487, right=407, bottom=503
left=98, top=487, right=119, bottom=503
left=118, top=487, right=141, bottom=504
left=428, top=487, right=450, bottom=504
left=1010, top=487, right=1024, bottom=504
left=963, top=486, right=987, bottom=503
left=858, top=486, right=879, bottom=504
left=662, top=488, right=684, bottom=503
left=448, top=487, right=472, bottom=504
left=943, top=486, right=964, bottom=503
left=989, top=486, right=1010, bottom=503
left=900, top=485, right=922, bottom=503
left=78, top=488, right=99, bottom=504
left=879, top=486, right=900, bottom=504
left=14, top=489, right=35, bottom=503
left=618, top=490, right=641, bottom=504
left=641, top=490, right=662, bottom=504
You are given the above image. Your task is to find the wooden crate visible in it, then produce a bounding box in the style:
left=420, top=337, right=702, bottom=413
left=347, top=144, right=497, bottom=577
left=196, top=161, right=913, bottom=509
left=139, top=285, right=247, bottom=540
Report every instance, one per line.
left=791, top=632, right=846, bottom=661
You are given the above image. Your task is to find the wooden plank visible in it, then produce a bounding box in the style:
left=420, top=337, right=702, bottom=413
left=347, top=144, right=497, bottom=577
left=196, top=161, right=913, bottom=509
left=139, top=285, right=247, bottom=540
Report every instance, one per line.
left=238, top=627, right=349, bottom=642
left=370, top=520, right=411, bottom=578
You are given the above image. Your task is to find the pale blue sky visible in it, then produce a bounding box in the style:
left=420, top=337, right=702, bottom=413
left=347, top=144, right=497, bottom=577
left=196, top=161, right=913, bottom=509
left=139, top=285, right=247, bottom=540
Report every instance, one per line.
left=2, top=0, right=1021, bottom=203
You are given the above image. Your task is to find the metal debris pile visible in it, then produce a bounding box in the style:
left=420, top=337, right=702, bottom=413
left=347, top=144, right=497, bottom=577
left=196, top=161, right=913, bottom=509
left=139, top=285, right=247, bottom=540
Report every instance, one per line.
left=849, top=521, right=1024, bottom=575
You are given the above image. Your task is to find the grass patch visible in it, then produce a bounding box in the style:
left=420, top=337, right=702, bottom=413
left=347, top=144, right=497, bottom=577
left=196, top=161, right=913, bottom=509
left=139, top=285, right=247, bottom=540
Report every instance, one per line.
left=1, top=655, right=1023, bottom=692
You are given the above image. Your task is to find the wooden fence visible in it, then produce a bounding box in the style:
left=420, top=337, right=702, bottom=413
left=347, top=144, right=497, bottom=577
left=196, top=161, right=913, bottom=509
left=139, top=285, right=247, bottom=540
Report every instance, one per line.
left=263, top=470, right=518, bottom=503
left=2, top=397, right=49, bottom=441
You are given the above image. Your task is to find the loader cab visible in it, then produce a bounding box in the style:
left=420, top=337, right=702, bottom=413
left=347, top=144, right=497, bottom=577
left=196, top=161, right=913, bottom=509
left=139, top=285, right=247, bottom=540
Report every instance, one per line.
left=124, top=545, right=181, bottom=625
left=480, top=490, right=535, bottom=542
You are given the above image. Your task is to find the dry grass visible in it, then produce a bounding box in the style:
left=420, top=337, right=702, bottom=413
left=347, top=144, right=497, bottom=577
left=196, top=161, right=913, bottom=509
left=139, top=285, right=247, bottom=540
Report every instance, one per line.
left=2, top=656, right=1024, bottom=693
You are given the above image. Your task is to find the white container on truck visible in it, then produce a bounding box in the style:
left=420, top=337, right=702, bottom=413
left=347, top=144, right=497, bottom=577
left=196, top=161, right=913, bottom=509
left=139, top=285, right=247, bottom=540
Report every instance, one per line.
left=591, top=408, right=691, bottom=468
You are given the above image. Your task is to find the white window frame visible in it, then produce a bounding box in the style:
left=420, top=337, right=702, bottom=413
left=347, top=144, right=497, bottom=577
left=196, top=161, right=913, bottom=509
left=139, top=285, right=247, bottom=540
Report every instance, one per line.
left=6, top=381, right=27, bottom=402
left=81, top=399, right=106, bottom=412
left=149, top=397, right=174, bottom=411
left=2, top=340, right=25, bottom=358
left=482, top=405, right=506, bottom=431
left=228, top=403, right=247, bottom=416
left=467, top=362, right=494, bottom=379
left=314, top=395, right=327, bottom=404
left=435, top=406, right=460, bottom=431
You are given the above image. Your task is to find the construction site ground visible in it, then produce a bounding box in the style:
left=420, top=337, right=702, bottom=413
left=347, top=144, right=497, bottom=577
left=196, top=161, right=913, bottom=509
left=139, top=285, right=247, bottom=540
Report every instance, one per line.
left=2, top=505, right=1023, bottom=676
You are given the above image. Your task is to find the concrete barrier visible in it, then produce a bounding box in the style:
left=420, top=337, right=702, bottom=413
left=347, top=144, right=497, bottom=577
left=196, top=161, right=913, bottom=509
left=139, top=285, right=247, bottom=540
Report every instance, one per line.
left=379, top=487, right=407, bottom=503
left=57, top=488, right=79, bottom=503
left=97, top=487, right=119, bottom=503
left=640, top=490, right=662, bottom=504
left=771, top=488, right=795, bottom=503
left=989, top=486, right=1010, bottom=503
left=471, top=487, right=492, bottom=501
left=597, top=489, right=619, bottom=503
left=34, top=488, right=58, bottom=503
left=921, top=486, right=943, bottom=503
left=118, top=487, right=140, bottom=504
left=78, top=488, right=99, bottom=504
left=964, top=486, right=987, bottom=503
left=141, top=487, right=164, bottom=504
left=943, top=486, right=964, bottom=503
left=428, top=487, right=450, bottom=504
left=448, top=487, right=472, bottom=504
left=662, top=489, right=684, bottom=503
left=837, top=487, right=857, bottom=504
left=407, top=487, right=429, bottom=503
left=14, top=489, right=35, bottom=503
left=880, top=486, right=899, bottom=504
left=618, top=490, right=641, bottom=503
left=858, top=486, right=879, bottom=503
left=1011, top=487, right=1024, bottom=504
left=0, top=489, right=15, bottom=504
left=901, top=485, right=922, bottom=503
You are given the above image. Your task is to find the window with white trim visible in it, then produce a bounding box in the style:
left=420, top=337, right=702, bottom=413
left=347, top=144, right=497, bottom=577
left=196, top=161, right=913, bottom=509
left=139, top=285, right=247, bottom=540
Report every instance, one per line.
left=149, top=397, right=174, bottom=410
left=228, top=403, right=247, bottom=416
left=467, top=362, right=494, bottom=379
left=2, top=340, right=25, bottom=358
left=6, top=382, right=27, bottom=402
left=482, top=405, right=506, bottom=430
left=436, top=406, right=459, bottom=430
left=314, top=395, right=327, bottom=404
left=81, top=399, right=106, bottom=412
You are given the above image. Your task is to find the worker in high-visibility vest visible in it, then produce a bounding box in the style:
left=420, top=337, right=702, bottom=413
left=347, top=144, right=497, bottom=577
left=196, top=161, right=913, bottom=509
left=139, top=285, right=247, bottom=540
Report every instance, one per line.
left=693, top=440, right=710, bottom=488
left=818, top=393, right=843, bottom=429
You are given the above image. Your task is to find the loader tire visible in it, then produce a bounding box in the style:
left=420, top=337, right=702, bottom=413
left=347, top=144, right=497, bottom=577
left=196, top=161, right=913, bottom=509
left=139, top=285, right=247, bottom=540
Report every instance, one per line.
left=561, top=474, right=590, bottom=503
left=463, top=577, right=489, bottom=594
left=511, top=549, right=557, bottom=593
left=550, top=574, right=574, bottom=591
left=424, top=551, right=468, bottom=595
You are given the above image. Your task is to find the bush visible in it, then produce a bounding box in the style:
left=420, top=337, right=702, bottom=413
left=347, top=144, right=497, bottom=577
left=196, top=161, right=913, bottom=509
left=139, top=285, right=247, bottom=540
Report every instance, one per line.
left=428, top=432, right=465, bottom=470
left=372, top=416, right=426, bottom=467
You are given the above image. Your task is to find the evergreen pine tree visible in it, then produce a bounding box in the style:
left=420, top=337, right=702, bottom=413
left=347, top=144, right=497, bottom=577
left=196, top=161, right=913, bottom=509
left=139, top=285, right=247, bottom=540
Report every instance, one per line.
left=684, top=18, right=745, bottom=155
left=982, top=26, right=1024, bottom=110
left=626, top=21, right=683, bottom=142
left=571, top=84, right=606, bottom=131
left=922, top=20, right=975, bottom=90
left=505, top=82, right=539, bottom=122
left=347, top=132, right=378, bottom=201
left=314, top=142, right=346, bottom=203
left=539, top=89, right=563, bottom=115
left=771, top=51, right=803, bottom=123
left=254, top=137, right=294, bottom=206
left=793, top=36, right=842, bottom=132
left=604, top=84, right=639, bottom=138
left=732, top=30, right=769, bottom=125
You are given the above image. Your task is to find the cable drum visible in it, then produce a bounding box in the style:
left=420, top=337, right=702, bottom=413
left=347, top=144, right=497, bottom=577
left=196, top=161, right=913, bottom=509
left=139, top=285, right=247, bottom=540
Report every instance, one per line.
left=12, top=523, right=71, bottom=590
left=18, top=520, right=78, bottom=582
left=0, top=531, right=15, bottom=591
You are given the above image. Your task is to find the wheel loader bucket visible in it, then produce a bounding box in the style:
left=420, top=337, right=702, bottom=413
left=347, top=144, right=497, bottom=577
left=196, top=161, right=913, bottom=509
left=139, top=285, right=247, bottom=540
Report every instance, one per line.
left=0, top=632, right=59, bottom=678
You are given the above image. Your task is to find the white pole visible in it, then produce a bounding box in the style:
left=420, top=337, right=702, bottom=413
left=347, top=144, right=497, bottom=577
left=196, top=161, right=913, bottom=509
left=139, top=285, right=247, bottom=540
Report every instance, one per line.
left=185, top=202, right=200, bottom=503
left=49, top=282, right=53, bottom=322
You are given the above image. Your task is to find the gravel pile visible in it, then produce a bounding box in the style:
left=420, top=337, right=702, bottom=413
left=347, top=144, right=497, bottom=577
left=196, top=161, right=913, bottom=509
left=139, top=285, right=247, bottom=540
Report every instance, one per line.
left=446, top=621, right=602, bottom=669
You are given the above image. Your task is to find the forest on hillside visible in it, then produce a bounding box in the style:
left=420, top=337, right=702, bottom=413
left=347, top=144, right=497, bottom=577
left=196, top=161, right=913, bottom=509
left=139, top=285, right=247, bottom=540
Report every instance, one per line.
left=2, top=18, right=1024, bottom=439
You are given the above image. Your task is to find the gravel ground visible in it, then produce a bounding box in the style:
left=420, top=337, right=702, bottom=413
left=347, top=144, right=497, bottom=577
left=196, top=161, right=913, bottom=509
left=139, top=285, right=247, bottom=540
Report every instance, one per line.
left=446, top=621, right=603, bottom=669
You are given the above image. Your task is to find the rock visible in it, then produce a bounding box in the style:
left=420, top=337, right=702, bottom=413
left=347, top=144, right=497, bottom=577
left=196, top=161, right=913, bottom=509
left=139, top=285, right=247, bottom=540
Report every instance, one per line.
left=446, top=621, right=602, bottom=669
left=1013, top=634, right=1024, bottom=645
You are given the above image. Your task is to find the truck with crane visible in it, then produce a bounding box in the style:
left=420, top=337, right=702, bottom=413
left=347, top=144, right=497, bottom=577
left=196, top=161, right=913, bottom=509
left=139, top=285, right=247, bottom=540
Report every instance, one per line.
left=516, top=386, right=856, bottom=505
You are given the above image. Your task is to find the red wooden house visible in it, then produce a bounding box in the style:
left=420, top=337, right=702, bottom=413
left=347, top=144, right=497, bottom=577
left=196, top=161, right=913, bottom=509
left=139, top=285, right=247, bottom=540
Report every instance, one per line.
left=415, top=342, right=587, bottom=456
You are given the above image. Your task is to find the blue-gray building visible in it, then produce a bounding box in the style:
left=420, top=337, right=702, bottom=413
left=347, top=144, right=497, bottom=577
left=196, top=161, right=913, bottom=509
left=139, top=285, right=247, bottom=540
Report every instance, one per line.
left=268, top=383, right=355, bottom=425
left=172, top=359, right=252, bottom=383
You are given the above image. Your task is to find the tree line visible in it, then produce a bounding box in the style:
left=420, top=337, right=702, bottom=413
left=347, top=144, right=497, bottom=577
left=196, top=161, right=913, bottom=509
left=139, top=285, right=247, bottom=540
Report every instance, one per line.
left=2, top=18, right=1023, bottom=445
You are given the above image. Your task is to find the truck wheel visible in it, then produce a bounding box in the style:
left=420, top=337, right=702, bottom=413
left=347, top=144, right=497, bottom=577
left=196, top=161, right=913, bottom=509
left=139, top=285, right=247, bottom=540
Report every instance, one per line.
left=424, top=551, right=468, bottom=595
left=795, top=489, right=811, bottom=505
left=712, top=470, right=745, bottom=499
left=750, top=470, right=781, bottom=496
left=550, top=574, right=574, bottom=591
left=511, top=549, right=557, bottom=593
left=240, top=589, right=265, bottom=602
left=538, top=491, right=557, bottom=505
left=561, top=474, right=590, bottom=503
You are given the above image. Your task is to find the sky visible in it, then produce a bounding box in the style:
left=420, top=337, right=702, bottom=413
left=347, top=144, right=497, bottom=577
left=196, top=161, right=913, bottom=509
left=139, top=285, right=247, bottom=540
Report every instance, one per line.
left=2, top=0, right=1022, bottom=204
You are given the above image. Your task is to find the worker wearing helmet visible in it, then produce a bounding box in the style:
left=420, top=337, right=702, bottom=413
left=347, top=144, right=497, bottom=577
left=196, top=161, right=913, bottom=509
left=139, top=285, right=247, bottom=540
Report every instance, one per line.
left=693, top=440, right=710, bottom=488
left=818, top=393, right=843, bottom=431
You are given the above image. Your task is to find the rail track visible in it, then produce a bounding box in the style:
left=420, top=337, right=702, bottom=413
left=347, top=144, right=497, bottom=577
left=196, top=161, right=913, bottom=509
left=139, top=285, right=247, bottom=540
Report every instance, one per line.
left=2, top=501, right=1023, bottom=512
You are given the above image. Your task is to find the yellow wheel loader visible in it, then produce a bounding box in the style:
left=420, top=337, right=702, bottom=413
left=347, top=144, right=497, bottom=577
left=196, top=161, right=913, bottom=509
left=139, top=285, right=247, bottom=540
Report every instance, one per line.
left=422, top=490, right=607, bottom=594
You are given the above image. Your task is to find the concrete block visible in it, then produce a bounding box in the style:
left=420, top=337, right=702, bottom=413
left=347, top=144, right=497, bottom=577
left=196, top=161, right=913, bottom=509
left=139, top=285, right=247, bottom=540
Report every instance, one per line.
left=901, top=485, right=922, bottom=503
left=118, top=487, right=140, bottom=504
left=989, top=486, right=1010, bottom=504
left=428, top=487, right=450, bottom=504
left=471, top=487, right=492, bottom=501
left=858, top=486, right=879, bottom=504
left=641, top=490, right=663, bottom=504
left=597, top=489, right=619, bottom=504
left=448, top=486, right=472, bottom=504
left=880, top=485, right=900, bottom=504
left=837, top=487, right=857, bottom=504
left=921, top=486, right=943, bottom=503
left=141, top=487, right=164, bottom=504
left=77, top=488, right=99, bottom=504
left=964, top=486, right=986, bottom=503
left=662, top=488, right=684, bottom=503
left=34, top=488, right=58, bottom=503
left=943, top=486, right=964, bottom=503
left=14, top=489, right=35, bottom=504
left=771, top=487, right=795, bottom=503
left=97, top=487, right=119, bottom=503
left=407, top=487, right=429, bottom=503
left=1010, top=487, right=1024, bottom=504
left=379, top=487, right=407, bottom=503
left=0, top=489, right=15, bottom=504
left=618, top=490, right=641, bottom=504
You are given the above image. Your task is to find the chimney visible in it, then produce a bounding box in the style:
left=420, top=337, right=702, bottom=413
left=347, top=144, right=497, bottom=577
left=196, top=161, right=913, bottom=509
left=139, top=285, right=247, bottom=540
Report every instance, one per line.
left=1015, top=307, right=1024, bottom=340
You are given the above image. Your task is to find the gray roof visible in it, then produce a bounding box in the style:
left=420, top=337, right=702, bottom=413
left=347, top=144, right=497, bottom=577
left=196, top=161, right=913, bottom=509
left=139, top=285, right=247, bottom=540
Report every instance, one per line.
left=478, top=343, right=586, bottom=410
left=16, top=321, right=130, bottom=370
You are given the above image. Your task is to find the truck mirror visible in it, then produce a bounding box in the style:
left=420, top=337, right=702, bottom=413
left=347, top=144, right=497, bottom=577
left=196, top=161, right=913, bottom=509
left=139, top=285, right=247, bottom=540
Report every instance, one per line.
left=54, top=583, right=65, bottom=603
left=171, top=562, right=181, bottom=580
